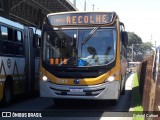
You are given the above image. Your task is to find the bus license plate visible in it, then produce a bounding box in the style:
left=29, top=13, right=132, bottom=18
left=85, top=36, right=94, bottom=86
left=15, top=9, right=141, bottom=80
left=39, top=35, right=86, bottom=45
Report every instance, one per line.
left=70, top=88, right=83, bottom=92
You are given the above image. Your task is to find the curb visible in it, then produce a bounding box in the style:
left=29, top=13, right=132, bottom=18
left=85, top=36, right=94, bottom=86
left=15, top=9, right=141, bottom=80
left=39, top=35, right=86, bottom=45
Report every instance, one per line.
left=129, top=73, right=135, bottom=112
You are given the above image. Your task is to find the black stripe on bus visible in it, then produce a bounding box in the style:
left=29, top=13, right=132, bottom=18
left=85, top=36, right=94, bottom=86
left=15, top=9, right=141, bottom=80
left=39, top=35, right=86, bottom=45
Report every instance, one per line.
left=42, top=60, right=116, bottom=78
left=0, top=54, right=25, bottom=58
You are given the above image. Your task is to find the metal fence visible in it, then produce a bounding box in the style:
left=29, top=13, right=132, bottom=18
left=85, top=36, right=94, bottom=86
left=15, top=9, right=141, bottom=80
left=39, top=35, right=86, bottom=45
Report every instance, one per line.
left=137, top=52, right=160, bottom=120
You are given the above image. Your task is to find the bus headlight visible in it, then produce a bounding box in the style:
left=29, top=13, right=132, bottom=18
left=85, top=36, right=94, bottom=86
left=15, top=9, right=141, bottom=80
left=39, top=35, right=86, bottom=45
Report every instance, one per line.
left=105, top=71, right=119, bottom=82
left=107, top=76, right=115, bottom=82
left=40, top=72, right=50, bottom=82
left=42, top=76, right=48, bottom=81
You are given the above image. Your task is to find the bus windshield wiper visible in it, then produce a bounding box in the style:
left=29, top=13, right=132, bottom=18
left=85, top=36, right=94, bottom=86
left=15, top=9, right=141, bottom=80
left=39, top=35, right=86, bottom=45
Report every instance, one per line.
left=58, top=28, right=72, bottom=45
left=81, top=27, right=99, bottom=45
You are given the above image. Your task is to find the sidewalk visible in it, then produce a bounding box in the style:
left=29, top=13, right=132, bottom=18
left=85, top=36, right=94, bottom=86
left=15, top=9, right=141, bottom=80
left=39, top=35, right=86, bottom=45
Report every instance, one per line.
left=128, top=73, right=135, bottom=112
left=126, top=73, right=135, bottom=91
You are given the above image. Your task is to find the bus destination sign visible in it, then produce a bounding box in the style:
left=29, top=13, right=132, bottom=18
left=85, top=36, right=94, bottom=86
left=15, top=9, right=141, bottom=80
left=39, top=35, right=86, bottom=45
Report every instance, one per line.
left=47, top=12, right=115, bottom=26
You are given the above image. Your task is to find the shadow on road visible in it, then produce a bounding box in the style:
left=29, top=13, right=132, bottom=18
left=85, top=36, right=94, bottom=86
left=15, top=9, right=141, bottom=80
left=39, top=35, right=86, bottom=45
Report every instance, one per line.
left=0, top=91, right=39, bottom=108
left=43, top=90, right=132, bottom=117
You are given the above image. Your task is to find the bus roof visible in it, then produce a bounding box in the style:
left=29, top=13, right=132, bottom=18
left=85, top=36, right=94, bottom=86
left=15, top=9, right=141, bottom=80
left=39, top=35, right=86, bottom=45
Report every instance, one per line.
left=47, top=11, right=116, bottom=16
left=0, top=16, right=24, bottom=30
left=46, top=11, right=117, bottom=27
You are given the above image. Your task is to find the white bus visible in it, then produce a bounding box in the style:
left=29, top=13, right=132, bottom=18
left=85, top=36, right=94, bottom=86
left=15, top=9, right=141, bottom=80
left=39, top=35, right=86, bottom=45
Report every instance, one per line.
left=0, top=16, right=40, bottom=105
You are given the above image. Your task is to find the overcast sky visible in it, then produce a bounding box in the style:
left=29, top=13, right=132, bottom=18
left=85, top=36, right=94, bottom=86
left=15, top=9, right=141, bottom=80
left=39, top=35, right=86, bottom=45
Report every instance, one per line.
left=69, top=0, right=160, bottom=47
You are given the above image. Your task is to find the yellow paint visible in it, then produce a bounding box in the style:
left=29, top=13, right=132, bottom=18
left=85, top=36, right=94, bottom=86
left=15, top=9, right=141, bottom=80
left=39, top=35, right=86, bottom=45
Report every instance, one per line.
left=0, top=75, right=6, bottom=79
left=40, top=65, right=120, bottom=86
left=115, top=18, right=121, bottom=80
left=0, top=82, right=4, bottom=101
left=0, top=74, right=24, bottom=79
left=0, top=74, right=26, bottom=96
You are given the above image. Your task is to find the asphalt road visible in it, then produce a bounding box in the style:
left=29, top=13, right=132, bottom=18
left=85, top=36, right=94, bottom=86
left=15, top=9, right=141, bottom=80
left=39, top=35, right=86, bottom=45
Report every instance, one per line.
left=0, top=73, right=134, bottom=120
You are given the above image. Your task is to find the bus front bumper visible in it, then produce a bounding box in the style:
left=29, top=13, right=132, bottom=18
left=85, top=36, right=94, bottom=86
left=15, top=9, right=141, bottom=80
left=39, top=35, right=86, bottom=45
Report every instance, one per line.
left=39, top=80, right=120, bottom=100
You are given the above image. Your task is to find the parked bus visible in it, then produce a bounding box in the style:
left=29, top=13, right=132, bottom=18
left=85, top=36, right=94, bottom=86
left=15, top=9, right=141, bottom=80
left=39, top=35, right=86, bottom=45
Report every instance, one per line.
left=0, top=16, right=40, bottom=105
left=39, top=11, right=128, bottom=104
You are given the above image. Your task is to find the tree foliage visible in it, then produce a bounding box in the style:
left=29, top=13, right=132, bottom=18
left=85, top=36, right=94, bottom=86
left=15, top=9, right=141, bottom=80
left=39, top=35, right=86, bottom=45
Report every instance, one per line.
left=128, top=32, right=142, bottom=46
left=127, top=32, right=153, bottom=54
left=127, top=32, right=153, bottom=61
left=138, top=42, right=153, bottom=54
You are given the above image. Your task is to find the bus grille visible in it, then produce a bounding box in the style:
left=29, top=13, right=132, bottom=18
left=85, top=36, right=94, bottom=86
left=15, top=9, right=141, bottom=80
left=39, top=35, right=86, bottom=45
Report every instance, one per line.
left=50, top=87, right=106, bottom=96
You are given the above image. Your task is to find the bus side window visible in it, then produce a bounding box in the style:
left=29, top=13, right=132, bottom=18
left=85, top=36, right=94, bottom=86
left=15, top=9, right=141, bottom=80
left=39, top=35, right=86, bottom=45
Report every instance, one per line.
left=121, top=41, right=127, bottom=59
left=14, top=30, right=24, bottom=56
left=1, top=26, right=15, bottom=55
left=8, top=27, right=14, bottom=41
left=1, top=26, right=8, bottom=40
left=38, top=37, right=41, bottom=47
left=15, top=30, right=23, bottom=43
left=35, top=36, right=41, bottom=58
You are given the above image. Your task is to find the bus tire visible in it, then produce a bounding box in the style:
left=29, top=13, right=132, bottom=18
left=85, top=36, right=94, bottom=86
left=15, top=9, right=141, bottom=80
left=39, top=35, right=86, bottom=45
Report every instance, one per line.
left=3, top=77, right=13, bottom=105
left=121, top=80, right=125, bottom=95
left=121, top=86, right=125, bottom=95
left=120, top=76, right=126, bottom=95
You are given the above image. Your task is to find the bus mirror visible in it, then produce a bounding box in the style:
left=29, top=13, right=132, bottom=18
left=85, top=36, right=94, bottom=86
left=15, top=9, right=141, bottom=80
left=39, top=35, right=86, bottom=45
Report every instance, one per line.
left=33, top=34, right=40, bottom=48
left=122, top=31, right=128, bottom=46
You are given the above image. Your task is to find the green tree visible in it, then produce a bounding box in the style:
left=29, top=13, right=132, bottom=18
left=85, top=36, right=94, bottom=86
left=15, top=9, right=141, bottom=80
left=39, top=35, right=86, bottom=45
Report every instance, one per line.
left=127, top=32, right=153, bottom=61
left=127, top=32, right=143, bottom=54
left=137, top=42, right=153, bottom=54
left=128, top=32, right=142, bottom=46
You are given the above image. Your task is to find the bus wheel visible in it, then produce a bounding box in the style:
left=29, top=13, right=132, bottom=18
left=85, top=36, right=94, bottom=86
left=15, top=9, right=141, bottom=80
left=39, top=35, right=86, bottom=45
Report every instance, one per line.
left=120, top=77, right=126, bottom=95
left=121, top=80, right=125, bottom=95
left=3, top=79, right=13, bottom=105
left=121, top=86, right=125, bottom=95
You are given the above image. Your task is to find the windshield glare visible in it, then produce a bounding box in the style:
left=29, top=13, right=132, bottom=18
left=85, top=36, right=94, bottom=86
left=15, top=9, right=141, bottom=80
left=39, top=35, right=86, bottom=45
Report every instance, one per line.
left=43, top=28, right=116, bottom=67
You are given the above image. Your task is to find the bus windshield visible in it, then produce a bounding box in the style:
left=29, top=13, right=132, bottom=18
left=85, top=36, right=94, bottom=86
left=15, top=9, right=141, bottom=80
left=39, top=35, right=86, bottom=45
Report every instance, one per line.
left=43, top=27, right=116, bottom=67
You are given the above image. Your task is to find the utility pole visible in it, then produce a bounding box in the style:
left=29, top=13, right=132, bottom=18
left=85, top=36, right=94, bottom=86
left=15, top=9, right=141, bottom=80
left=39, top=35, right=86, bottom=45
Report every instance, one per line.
left=73, top=0, right=76, bottom=7
left=92, top=4, right=95, bottom=11
left=84, top=0, right=86, bottom=11
left=132, top=44, right=134, bottom=61
left=131, top=44, right=142, bottom=62
left=150, top=34, right=152, bottom=54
